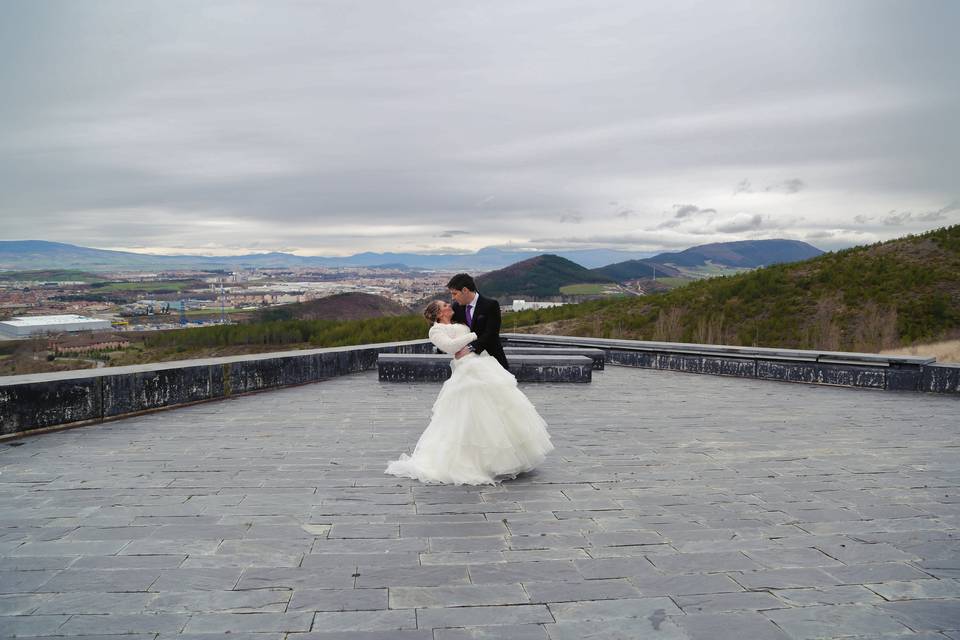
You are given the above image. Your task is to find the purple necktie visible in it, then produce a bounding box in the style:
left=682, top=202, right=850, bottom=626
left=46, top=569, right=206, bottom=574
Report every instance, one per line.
left=465, top=304, right=473, bottom=327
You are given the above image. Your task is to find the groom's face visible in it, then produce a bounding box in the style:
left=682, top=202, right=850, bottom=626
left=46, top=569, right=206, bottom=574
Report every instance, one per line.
left=449, top=287, right=472, bottom=306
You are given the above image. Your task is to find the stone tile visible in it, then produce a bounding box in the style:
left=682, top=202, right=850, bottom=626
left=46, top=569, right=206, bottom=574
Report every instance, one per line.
left=435, top=624, right=548, bottom=640
left=286, top=632, right=429, bottom=640
left=523, top=579, right=642, bottom=604
left=771, top=585, right=884, bottom=606
left=0, top=614, right=70, bottom=636
left=146, top=589, right=291, bottom=613
left=878, top=599, right=960, bottom=632
left=648, top=551, right=765, bottom=574
left=584, top=531, right=663, bottom=547
left=301, top=552, right=420, bottom=570
left=417, top=604, right=553, bottom=629
left=328, top=524, right=399, bottom=539
left=180, top=552, right=302, bottom=569
left=573, top=557, right=657, bottom=580
left=743, top=547, right=843, bottom=569
left=675, top=612, right=790, bottom=640
left=401, top=522, right=508, bottom=538
left=71, top=555, right=186, bottom=569
left=630, top=573, right=743, bottom=597
left=183, top=612, right=314, bottom=633
left=867, top=578, right=960, bottom=601
left=38, top=568, right=160, bottom=593
left=547, top=596, right=681, bottom=622
left=288, top=588, right=387, bottom=612
left=0, top=570, right=57, bottom=593
left=310, top=609, right=417, bottom=632
left=389, top=584, right=529, bottom=609
left=676, top=590, right=787, bottom=613
left=825, top=562, right=935, bottom=584
left=468, top=561, right=582, bottom=584
left=734, top=567, right=840, bottom=590
left=767, top=604, right=911, bottom=638
left=507, top=534, right=586, bottom=551
left=544, top=616, right=688, bottom=640
left=149, top=568, right=244, bottom=591
left=57, top=613, right=190, bottom=635
left=33, top=591, right=153, bottom=614
left=355, top=565, right=468, bottom=588
left=236, top=566, right=355, bottom=590
left=432, top=536, right=510, bottom=552
left=1, top=585, right=45, bottom=610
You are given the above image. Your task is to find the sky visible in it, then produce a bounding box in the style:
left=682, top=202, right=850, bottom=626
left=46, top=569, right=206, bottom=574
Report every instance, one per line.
left=1, top=0, right=958, bottom=257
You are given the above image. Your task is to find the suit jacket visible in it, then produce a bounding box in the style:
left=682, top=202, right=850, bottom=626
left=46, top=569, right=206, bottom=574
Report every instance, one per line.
left=452, top=293, right=509, bottom=370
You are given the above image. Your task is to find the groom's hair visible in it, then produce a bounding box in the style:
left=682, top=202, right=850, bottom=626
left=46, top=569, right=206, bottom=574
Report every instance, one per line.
left=447, top=273, right=476, bottom=291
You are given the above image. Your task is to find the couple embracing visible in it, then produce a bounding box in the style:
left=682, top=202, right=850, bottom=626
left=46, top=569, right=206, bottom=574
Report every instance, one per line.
left=385, top=273, right=553, bottom=485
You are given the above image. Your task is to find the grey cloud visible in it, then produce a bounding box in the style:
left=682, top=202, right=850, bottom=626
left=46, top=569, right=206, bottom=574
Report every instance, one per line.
left=734, top=178, right=806, bottom=195
left=673, top=204, right=716, bottom=219
left=715, top=213, right=765, bottom=233
left=560, top=214, right=583, bottom=224
left=0, top=1, right=957, bottom=255
left=854, top=214, right=874, bottom=224
left=615, top=209, right=634, bottom=218
left=883, top=211, right=911, bottom=226
left=805, top=230, right=835, bottom=239
left=436, top=230, right=470, bottom=238
left=766, top=178, right=806, bottom=194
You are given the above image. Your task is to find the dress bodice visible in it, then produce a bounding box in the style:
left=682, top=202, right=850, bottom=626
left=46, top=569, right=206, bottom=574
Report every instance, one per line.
left=429, top=322, right=476, bottom=356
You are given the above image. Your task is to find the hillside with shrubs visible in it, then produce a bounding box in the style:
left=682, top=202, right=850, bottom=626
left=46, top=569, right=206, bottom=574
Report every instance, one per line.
left=508, top=225, right=960, bottom=352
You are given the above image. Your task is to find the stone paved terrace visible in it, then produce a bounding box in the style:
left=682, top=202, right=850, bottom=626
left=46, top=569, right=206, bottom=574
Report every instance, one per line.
left=1, top=366, right=959, bottom=640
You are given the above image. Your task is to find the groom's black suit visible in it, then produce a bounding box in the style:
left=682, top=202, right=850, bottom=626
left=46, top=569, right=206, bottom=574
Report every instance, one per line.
left=452, top=293, right=509, bottom=370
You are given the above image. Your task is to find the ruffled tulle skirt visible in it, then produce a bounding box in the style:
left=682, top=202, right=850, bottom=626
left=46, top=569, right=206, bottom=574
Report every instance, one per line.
left=385, top=353, right=553, bottom=485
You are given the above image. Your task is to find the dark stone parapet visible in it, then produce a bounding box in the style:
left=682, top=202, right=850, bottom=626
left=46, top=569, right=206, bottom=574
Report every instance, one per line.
left=377, top=353, right=593, bottom=383
left=503, top=346, right=605, bottom=370
left=0, top=339, right=434, bottom=438
left=502, top=333, right=957, bottom=395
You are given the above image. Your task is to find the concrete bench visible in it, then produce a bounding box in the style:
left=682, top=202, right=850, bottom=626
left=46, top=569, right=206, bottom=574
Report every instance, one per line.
left=377, top=353, right=593, bottom=383
left=504, top=346, right=605, bottom=370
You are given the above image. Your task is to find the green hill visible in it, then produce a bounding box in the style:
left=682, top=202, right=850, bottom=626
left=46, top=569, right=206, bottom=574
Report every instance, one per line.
left=509, top=225, right=960, bottom=352
left=592, top=259, right=684, bottom=281
left=477, top=254, right=615, bottom=298
left=254, top=292, right=410, bottom=322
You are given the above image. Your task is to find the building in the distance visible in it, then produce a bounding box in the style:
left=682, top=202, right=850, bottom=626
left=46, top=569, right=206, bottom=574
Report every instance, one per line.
left=0, top=314, right=112, bottom=339
left=511, top=300, right=566, bottom=312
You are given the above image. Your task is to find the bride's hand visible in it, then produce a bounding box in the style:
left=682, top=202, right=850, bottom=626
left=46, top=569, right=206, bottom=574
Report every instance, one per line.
left=454, top=346, right=470, bottom=359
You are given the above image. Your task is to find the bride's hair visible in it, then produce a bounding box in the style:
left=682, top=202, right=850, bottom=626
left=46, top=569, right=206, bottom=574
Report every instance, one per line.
left=423, top=300, right=444, bottom=324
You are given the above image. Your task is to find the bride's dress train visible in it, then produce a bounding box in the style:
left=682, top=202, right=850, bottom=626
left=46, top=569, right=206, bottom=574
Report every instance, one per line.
left=385, top=322, right=553, bottom=485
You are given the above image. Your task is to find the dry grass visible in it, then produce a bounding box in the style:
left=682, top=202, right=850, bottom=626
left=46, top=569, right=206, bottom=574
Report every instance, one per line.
left=882, top=340, right=960, bottom=364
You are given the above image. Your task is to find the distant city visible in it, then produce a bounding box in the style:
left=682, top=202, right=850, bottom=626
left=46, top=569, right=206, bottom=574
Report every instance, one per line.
left=0, top=266, right=458, bottom=335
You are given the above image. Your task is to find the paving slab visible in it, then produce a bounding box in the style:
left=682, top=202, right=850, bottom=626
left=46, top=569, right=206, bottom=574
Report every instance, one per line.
left=1, top=366, right=957, bottom=639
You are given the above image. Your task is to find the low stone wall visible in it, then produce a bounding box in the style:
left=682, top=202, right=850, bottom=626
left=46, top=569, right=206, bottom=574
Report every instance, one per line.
left=0, top=339, right=434, bottom=438
left=502, top=334, right=959, bottom=395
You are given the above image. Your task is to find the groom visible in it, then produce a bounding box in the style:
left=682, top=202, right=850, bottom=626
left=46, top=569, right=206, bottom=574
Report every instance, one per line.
left=447, top=273, right=509, bottom=370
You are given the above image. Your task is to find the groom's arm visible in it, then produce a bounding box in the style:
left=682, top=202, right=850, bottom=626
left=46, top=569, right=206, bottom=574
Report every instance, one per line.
left=471, top=299, right=502, bottom=354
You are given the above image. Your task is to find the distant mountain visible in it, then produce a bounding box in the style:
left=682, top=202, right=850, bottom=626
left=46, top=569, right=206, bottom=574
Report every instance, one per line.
left=253, top=292, right=411, bottom=322
left=0, top=240, right=652, bottom=272
left=648, top=239, right=823, bottom=269
left=476, top=255, right=615, bottom=298
left=592, top=259, right=684, bottom=281
left=511, top=225, right=960, bottom=352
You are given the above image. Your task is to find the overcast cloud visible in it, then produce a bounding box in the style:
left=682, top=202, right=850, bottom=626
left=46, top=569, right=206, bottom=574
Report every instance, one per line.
left=1, top=0, right=958, bottom=256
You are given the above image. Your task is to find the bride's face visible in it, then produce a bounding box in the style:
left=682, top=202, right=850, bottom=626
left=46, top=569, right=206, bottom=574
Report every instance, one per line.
left=438, top=301, right=454, bottom=323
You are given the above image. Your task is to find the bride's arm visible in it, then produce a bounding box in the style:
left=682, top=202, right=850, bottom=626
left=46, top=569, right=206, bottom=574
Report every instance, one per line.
left=429, top=325, right=478, bottom=355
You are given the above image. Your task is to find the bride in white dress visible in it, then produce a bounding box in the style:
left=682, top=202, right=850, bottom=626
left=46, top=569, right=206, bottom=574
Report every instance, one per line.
left=385, top=300, right=554, bottom=485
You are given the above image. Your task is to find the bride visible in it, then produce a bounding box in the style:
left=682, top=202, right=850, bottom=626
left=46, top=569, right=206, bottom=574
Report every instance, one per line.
left=385, top=300, right=554, bottom=485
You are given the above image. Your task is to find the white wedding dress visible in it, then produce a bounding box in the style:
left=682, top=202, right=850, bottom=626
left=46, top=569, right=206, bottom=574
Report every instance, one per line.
left=385, top=322, right=554, bottom=485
